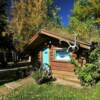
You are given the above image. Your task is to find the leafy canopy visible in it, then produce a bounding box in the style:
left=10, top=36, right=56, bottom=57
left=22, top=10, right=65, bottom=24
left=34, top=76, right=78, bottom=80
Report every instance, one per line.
left=0, top=0, right=8, bottom=33
left=69, top=0, right=100, bottom=43
left=7, top=0, right=61, bottom=50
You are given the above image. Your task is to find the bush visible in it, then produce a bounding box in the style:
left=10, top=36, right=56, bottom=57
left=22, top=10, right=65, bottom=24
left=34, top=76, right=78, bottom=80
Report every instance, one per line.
left=72, top=60, right=100, bottom=86
left=32, top=64, right=55, bottom=84
left=71, top=48, right=100, bottom=86
left=32, top=69, right=43, bottom=82
left=89, top=48, right=100, bottom=63
left=78, top=64, right=98, bottom=86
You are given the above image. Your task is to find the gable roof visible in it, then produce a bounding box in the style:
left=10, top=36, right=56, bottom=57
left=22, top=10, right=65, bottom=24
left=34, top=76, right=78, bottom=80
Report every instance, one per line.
left=22, top=29, right=91, bottom=54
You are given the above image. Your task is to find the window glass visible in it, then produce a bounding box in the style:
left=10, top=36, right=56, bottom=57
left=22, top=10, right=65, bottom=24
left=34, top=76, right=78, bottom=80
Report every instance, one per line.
left=55, top=49, right=71, bottom=61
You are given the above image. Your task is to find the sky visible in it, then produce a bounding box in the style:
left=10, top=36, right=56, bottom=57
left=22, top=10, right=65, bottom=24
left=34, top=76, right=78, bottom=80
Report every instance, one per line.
left=6, top=0, right=12, bottom=21
left=54, top=0, right=74, bottom=26
left=6, top=0, right=74, bottom=27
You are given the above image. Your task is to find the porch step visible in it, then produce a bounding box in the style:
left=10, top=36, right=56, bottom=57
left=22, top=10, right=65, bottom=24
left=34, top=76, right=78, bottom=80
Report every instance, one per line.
left=53, top=78, right=82, bottom=88
left=54, top=75, right=80, bottom=84
left=52, top=70, right=76, bottom=77
left=52, top=70, right=80, bottom=84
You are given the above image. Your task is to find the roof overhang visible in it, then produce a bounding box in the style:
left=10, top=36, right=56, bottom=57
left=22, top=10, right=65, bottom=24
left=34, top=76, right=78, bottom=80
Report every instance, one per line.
left=22, top=29, right=91, bottom=54
left=40, top=30, right=91, bottom=49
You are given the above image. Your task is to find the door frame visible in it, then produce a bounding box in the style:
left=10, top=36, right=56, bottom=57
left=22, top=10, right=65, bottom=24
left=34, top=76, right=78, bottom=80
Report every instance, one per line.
left=42, top=48, right=50, bottom=65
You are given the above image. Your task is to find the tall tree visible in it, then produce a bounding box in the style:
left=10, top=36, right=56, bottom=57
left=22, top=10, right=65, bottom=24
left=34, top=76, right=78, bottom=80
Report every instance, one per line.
left=69, top=0, right=100, bottom=43
left=7, top=0, right=60, bottom=50
left=0, top=0, right=7, bottom=33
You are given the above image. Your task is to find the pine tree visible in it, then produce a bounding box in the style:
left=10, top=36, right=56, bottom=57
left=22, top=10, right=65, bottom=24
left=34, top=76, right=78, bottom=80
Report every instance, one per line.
left=0, top=0, right=7, bottom=33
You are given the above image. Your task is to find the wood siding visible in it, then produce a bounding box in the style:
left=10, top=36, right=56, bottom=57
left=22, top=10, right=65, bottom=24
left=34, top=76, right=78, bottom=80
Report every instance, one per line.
left=38, top=51, right=42, bottom=62
left=50, top=45, right=75, bottom=72
left=32, top=40, right=78, bottom=73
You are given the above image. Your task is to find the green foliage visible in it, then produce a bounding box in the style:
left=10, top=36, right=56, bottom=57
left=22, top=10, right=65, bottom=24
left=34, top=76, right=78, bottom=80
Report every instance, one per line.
left=69, top=0, right=100, bottom=43
left=78, top=64, right=97, bottom=86
left=0, top=0, right=7, bottom=33
left=73, top=60, right=100, bottom=86
left=71, top=48, right=100, bottom=86
left=71, top=58, right=81, bottom=74
left=32, top=69, right=44, bottom=81
left=3, top=81, right=100, bottom=100
left=89, top=48, right=100, bottom=63
left=7, top=0, right=61, bottom=50
left=32, top=66, right=53, bottom=84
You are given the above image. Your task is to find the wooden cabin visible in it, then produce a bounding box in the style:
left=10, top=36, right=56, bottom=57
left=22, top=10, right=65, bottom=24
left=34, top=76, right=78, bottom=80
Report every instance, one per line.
left=23, top=30, right=91, bottom=83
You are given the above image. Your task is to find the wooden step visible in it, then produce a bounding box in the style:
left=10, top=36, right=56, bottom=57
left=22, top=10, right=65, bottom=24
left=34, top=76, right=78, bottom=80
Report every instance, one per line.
left=52, top=70, right=80, bottom=84
left=52, top=70, right=78, bottom=79
left=52, top=70, right=76, bottom=77
left=54, top=75, right=80, bottom=84
left=53, top=78, right=82, bottom=88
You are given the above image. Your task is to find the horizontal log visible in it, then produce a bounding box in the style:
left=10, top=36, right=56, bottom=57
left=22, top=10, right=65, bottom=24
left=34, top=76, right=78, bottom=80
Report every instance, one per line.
left=51, top=67, right=74, bottom=72
left=0, top=66, right=32, bottom=72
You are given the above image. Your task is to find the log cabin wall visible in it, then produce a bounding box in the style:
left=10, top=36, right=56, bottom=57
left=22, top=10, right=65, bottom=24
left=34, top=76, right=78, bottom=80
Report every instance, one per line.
left=38, top=50, right=42, bottom=62
left=36, top=39, right=75, bottom=72
left=31, top=37, right=87, bottom=72
left=31, top=48, right=42, bottom=70
left=23, top=30, right=90, bottom=83
left=31, top=43, right=49, bottom=69
left=50, top=44, right=75, bottom=72
left=31, top=45, right=87, bottom=72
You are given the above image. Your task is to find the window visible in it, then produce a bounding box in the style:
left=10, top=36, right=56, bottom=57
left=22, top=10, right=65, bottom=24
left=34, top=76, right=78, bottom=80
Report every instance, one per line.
left=55, top=49, right=71, bottom=61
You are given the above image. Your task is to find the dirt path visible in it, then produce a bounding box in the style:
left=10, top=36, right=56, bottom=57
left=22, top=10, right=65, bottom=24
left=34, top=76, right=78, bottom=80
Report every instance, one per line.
left=0, top=76, right=35, bottom=96
left=0, top=76, right=82, bottom=98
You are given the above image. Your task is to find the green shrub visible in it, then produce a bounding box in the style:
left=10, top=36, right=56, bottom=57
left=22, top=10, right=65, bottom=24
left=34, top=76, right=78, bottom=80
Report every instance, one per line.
left=32, top=69, right=43, bottom=81
left=32, top=68, right=54, bottom=84
left=72, top=60, right=100, bottom=86
left=71, top=48, right=100, bottom=86
left=78, top=64, right=97, bottom=86
left=89, top=48, right=100, bottom=63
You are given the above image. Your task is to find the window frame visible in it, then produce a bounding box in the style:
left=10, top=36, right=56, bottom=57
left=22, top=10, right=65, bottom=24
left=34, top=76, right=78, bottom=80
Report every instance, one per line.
left=54, top=48, right=72, bottom=62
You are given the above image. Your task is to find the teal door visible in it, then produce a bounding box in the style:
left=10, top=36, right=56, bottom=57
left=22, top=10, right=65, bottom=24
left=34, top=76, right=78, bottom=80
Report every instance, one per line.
left=42, top=48, right=49, bottom=64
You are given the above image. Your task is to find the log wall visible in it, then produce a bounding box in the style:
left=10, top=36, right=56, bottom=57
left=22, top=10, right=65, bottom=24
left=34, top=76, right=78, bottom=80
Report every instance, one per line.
left=50, top=45, right=75, bottom=72
left=36, top=44, right=75, bottom=72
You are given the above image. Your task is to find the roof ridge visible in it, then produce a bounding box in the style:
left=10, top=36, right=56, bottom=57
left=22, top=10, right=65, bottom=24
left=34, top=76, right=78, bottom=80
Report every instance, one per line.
left=40, top=29, right=91, bottom=46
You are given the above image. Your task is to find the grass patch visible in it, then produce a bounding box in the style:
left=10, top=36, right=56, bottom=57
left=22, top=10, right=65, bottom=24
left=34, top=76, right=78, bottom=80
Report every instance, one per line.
left=1, top=82, right=100, bottom=100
